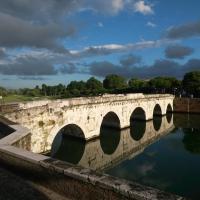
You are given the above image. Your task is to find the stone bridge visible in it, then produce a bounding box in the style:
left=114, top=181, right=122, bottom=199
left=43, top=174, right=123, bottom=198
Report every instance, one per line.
left=3, top=93, right=174, bottom=153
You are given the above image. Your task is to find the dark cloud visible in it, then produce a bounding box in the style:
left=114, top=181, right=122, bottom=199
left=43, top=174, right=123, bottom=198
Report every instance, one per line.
left=120, top=54, right=141, bottom=67
left=166, top=20, right=200, bottom=39
left=60, top=63, right=78, bottom=74
left=0, top=48, right=6, bottom=58
left=89, top=61, right=121, bottom=77
left=86, top=58, right=200, bottom=79
left=88, top=59, right=181, bottom=78
left=165, top=45, right=194, bottom=59
left=183, top=59, right=200, bottom=72
left=0, top=0, right=80, bottom=22
left=0, top=0, right=124, bottom=22
left=0, top=13, right=74, bottom=52
left=0, top=0, right=126, bottom=52
left=0, top=56, right=57, bottom=75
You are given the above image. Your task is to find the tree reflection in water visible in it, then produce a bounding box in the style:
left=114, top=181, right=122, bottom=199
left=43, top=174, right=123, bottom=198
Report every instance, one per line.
left=182, top=128, right=200, bottom=154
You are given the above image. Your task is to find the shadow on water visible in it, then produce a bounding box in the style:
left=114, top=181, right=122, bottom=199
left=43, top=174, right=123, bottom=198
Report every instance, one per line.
left=100, top=127, right=121, bottom=155
left=130, top=121, right=146, bottom=141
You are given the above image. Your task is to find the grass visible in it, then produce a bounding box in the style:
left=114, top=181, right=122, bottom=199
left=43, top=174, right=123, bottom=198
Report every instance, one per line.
left=1, top=95, right=48, bottom=103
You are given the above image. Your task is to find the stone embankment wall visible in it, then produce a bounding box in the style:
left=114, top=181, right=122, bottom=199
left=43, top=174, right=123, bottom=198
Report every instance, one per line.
left=174, top=98, right=200, bottom=114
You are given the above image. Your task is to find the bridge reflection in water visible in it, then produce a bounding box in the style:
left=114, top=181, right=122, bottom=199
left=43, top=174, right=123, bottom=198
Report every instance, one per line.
left=51, top=113, right=174, bottom=171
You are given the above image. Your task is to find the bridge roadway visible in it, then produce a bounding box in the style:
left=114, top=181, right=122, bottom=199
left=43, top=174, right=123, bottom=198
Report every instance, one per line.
left=3, top=93, right=174, bottom=153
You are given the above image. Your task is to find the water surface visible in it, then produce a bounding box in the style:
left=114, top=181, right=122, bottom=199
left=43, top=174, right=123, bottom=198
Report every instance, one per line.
left=51, top=113, right=200, bottom=199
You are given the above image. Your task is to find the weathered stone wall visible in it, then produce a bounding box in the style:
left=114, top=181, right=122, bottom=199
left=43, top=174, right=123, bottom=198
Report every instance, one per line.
left=3, top=94, right=174, bottom=153
left=0, top=145, right=184, bottom=200
left=174, top=98, right=200, bottom=113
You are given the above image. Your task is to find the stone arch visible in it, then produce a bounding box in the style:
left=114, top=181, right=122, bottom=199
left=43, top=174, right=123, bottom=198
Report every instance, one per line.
left=166, top=103, right=173, bottom=123
left=130, top=107, right=146, bottom=122
left=153, top=104, right=162, bottom=116
left=130, top=107, right=146, bottom=141
left=153, top=104, right=162, bottom=131
left=57, top=124, right=85, bottom=138
left=47, top=122, right=87, bottom=152
left=100, top=111, right=121, bottom=155
left=166, top=103, right=173, bottom=113
left=51, top=124, right=86, bottom=164
left=100, top=111, right=121, bottom=129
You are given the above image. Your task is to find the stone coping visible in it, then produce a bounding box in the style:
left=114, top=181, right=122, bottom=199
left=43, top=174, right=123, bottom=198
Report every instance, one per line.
left=0, top=116, right=185, bottom=200
left=0, top=94, right=174, bottom=113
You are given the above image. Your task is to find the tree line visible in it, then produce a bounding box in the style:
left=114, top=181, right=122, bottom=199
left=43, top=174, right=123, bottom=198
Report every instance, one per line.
left=1, top=71, right=200, bottom=98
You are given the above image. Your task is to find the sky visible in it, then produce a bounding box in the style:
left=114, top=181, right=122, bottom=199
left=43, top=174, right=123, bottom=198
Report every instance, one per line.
left=0, top=0, right=200, bottom=88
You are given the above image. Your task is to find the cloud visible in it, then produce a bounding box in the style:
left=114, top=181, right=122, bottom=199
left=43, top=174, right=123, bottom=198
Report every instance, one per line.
left=97, top=22, right=104, bottom=28
left=72, top=39, right=171, bottom=58
left=133, top=1, right=154, bottom=15
left=0, top=0, right=126, bottom=22
left=88, top=59, right=181, bottom=78
left=18, top=76, right=49, bottom=81
left=86, top=0, right=124, bottom=15
left=165, top=45, right=194, bottom=59
left=0, top=56, right=57, bottom=76
left=166, top=20, right=200, bottom=39
left=147, top=21, right=156, bottom=28
left=183, top=59, right=200, bottom=72
left=0, top=13, right=74, bottom=52
left=120, top=54, right=141, bottom=66
left=0, top=48, right=6, bottom=58
left=60, top=63, right=78, bottom=74
left=84, top=57, right=200, bottom=79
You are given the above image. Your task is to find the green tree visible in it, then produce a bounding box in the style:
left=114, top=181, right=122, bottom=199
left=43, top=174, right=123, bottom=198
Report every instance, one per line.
left=128, top=78, right=145, bottom=90
left=103, top=74, right=127, bottom=90
left=182, top=71, right=200, bottom=97
left=67, top=81, right=86, bottom=96
left=148, top=76, right=180, bottom=93
left=0, top=87, right=8, bottom=97
left=41, top=84, right=48, bottom=96
left=86, top=77, right=103, bottom=95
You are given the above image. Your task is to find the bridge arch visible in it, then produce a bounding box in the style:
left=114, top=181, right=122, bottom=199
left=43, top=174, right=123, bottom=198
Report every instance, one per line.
left=99, top=111, right=121, bottom=155
left=153, top=104, right=162, bottom=131
left=130, top=107, right=146, bottom=122
left=130, top=107, right=146, bottom=141
left=51, top=124, right=86, bottom=164
left=100, top=111, right=121, bottom=129
left=47, top=122, right=87, bottom=152
left=166, top=103, right=173, bottom=113
left=166, top=103, right=173, bottom=123
left=153, top=104, right=162, bottom=116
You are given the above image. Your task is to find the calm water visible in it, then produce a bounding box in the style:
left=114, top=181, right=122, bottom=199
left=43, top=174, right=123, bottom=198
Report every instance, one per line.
left=51, top=113, right=200, bottom=199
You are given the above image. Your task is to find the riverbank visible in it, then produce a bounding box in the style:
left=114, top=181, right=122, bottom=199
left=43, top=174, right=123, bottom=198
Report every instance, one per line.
left=174, top=98, right=200, bottom=113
